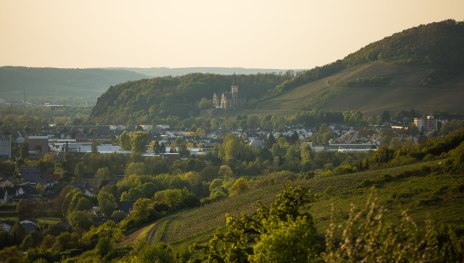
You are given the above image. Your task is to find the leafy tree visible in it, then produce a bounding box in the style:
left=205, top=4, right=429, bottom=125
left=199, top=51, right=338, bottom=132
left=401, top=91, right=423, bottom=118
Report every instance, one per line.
left=68, top=210, right=94, bottom=230
left=9, top=222, right=26, bottom=245
left=20, top=141, right=29, bottom=159
left=266, top=133, right=276, bottom=148
left=51, top=232, right=78, bottom=252
left=125, top=162, right=146, bottom=176
left=198, top=97, right=213, bottom=109
left=195, top=186, right=320, bottom=262
left=20, top=231, right=41, bottom=251
left=448, top=141, right=464, bottom=172
left=300, top=144, right=313, bottom=171
left=130, top=131, right=148, bottom=153
left=0, top=246, right=24, bottom=263
left=91, top=139, right=98, bottom=153
left=222, top=134, right=241, bottom=161
left=74, top=162, right=86, bottom=179
left=250, top=216, right=318, bottom=262
left=95, top=166, right=110, bottom=181
left=119, top=131, right=131, bottom=151
left=98, top=189, right=117, bottom=217
left=229, top=177, right=248, bottom=196
left=129, top=198, right=156, bottom=224
left=122, top=242, right=174, bottom=263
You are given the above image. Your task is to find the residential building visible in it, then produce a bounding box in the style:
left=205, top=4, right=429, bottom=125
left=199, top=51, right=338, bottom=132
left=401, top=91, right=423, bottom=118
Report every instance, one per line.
left=28, top=136, right=50, bottom=157
left=0, top=135, right=11, bottom=160
left=414, top=116, right=438, bottom=133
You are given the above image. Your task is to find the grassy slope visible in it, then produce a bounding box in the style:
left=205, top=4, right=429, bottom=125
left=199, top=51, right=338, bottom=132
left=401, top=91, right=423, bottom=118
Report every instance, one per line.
left=256, top=61, right=464, bottom=115
left=122, top=160, right=464, bottom=249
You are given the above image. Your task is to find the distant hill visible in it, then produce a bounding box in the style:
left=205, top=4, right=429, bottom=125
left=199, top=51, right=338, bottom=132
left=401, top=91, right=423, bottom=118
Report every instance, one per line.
left=90, top=73, right=288, bottom=124
left=90, top=20, right=464, bottom=122
left=257, top=20, right=464, bottom=114
left=116, top=67, right=290, bottom=78
left=0, top=67, right=148, bottom=104
left=0, top=67, right=290, bottom=106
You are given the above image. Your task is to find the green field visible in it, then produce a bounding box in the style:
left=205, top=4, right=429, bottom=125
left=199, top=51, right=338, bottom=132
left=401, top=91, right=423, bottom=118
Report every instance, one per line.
left=121, top=160, right=464, bottom=249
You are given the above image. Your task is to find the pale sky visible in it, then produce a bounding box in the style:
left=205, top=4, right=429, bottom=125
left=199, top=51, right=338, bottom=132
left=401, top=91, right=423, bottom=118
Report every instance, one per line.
left=1, top=0, right=463, bottom=69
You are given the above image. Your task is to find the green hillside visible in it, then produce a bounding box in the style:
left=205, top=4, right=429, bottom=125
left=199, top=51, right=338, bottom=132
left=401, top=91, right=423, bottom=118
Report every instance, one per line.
left=123, top=160, right=464, bottom=249
left=256, top=20, right=464, bottom=114
left=89, top=20, right=464, bottom=121
left=257, top=61, right=464, bottom=114
left=90, top=73, right=288, bottom=124
left=0, top=67, right=148, bottom=104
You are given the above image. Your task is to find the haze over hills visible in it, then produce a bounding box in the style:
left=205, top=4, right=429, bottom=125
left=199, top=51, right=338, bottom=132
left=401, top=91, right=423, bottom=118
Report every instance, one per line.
left=0, top=67, right=148, bottom=105
left=0, top=67, right=289, bottom=105
left=116, top=67, right=290, bottom=78
left=89, top=20, right=464, bottom=124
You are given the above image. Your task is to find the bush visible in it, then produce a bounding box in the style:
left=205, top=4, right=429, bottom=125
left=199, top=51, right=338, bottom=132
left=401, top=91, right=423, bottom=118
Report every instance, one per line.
left=324, top=188, right=464, bottom=262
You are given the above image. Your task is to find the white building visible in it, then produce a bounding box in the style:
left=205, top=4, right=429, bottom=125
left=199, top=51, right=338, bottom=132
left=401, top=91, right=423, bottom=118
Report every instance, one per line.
left=414, top=116, right=438, bottom=133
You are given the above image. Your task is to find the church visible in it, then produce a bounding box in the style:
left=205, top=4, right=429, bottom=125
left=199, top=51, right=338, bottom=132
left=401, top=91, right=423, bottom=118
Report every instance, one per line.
left=212, top=76, right=245, bottom=111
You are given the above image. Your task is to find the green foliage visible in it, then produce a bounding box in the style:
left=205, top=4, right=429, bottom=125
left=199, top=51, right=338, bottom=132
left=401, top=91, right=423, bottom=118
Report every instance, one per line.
left=129, top=131, right=149, bottom=153
left=250, top=216, right=319, bottom=263
left=128, top=198, right=158, bottom=225
left=90, top=73, right=287, bottom=124
left=119, top=131, right=131, bottom=151
left=0, top=246, right=24, bottom=263
left=68, top=210, right=94, bottom=230
left=194, top=186, right=320, bottom=262
left=448, top=141, right=464, bottom=173
left=97, top=188, right=117, bottom=217
left=324, top=189, right=464, bottom=262
left=221, top=134, right=242, bottom=161
left=120, top=242, right=174, bottom=263
left=344, top=20, right=464, bottom=68
left=345, top=76, right=391, bottom=87
left=154, top=188, right=200, bottom=210
left=198, top=97, right=213, bottom=109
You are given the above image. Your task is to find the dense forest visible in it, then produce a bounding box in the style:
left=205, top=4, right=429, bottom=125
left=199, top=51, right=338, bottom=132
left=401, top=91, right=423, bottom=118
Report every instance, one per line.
left=90, top=73, right=289, bottom=125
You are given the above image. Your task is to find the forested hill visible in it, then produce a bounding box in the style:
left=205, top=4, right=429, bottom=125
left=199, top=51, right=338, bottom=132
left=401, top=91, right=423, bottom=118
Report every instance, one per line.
left=90, top=20, right=464, bottom=123
left=267, top=19, right=464, bottom=97
left=255, top=20, right=464, bottom=114
left=0, top=67, right=148, bottom=104
left=90, top=73, right=288, bottom=125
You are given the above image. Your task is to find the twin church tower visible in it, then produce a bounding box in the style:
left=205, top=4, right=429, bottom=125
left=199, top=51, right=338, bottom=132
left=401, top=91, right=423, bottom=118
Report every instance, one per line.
left=212, top=75, right=245, bottom=111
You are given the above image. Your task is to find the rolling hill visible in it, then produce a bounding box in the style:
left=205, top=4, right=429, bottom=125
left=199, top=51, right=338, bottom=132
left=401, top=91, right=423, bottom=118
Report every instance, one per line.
left=256, top=20, right=464, bottom=114
left=121, top=160, right=464, bottom=249
left=89, top=20, right=464, bottom=122
left=0, top=67, right=149, bottom=104
left=0, top=67, right=289, bottom=106
left=256, top=61, right=464, bottom=114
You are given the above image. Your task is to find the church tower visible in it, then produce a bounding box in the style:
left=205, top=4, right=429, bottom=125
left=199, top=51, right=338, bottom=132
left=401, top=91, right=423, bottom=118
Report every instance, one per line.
left=231, top=74, right=238, bottom=96
left=212, top=92, right=219, bottom=107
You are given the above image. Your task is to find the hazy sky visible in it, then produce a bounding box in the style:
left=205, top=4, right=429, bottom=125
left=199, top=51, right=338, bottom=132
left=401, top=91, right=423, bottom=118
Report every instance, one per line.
left=1, top=0, right=463, bottom=69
